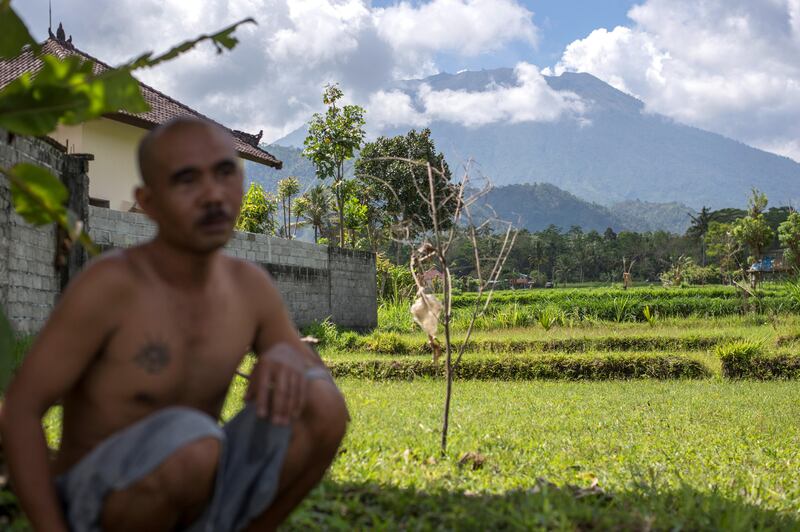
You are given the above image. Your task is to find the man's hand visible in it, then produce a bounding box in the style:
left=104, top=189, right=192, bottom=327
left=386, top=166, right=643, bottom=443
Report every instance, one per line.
left=246, top=343, right=308, bottom=425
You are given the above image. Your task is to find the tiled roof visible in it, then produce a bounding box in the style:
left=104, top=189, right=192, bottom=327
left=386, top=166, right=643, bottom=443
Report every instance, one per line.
left=0, top=37, right=282, bottom=169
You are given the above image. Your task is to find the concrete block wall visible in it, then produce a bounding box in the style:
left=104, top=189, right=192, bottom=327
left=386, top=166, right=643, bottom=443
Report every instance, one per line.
left=329, top=247, right=378, bottom=330
left=88, top=208, right=376, bottom=329
left=0, top=134, right=66, bottom=333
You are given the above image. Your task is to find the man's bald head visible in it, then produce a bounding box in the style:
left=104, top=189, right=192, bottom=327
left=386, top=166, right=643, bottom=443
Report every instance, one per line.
left=137, top=116, right=236, bottom=185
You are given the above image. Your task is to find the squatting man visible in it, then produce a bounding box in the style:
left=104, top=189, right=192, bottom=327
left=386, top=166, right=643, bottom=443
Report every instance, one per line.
left=0, top=117, right=349, bottom=531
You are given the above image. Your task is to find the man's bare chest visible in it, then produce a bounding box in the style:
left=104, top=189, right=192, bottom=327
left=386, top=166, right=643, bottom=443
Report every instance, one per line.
left=83, top=291, right=256, bottom=407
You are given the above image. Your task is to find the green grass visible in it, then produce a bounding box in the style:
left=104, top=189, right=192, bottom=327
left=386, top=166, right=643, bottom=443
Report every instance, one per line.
left=284, top=379, right=800, bottom=530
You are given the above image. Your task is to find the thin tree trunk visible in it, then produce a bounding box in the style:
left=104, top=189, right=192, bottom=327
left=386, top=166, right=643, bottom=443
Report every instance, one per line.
left=286, top=196, right=292, bottom=240
left=440, top=265, right=453, bottom=455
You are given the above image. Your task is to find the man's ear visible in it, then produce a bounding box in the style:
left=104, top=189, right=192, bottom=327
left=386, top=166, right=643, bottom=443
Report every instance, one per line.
left=134, top=185, right=156, bottom=219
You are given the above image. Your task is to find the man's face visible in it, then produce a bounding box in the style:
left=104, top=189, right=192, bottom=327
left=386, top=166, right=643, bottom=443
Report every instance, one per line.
left=136, top=123, right=244, bottom=253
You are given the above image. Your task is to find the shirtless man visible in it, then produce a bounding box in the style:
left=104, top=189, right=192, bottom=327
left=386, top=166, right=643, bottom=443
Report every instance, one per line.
left=0, top=117, right=348, bottom=531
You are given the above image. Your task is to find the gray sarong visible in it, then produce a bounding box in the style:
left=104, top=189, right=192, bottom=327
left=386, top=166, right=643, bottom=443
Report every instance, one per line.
left=55, top=402, right=292, bottom=532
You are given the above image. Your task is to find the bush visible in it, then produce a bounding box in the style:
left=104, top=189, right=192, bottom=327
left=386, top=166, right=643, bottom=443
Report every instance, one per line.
left=301, top=318, right=340, bottom=348
left=354, top=333, right=739, bottom=356
left=328, top=354, right=711, bottom=381
left=716, top=340, right=763, bottom=378
left=717, top=340, right=800, bottom=379
left=363, top=332, right=410, bottom=355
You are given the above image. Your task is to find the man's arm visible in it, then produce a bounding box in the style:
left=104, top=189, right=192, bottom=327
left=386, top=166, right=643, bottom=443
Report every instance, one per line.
left=0, top=256, right=129, bottom=531
left=240, top=262, right=332, bottom=425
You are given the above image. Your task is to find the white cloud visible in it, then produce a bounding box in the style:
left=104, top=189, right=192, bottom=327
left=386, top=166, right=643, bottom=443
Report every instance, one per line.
left=15, top=0, right=539, bottom=142
left=552, top=0, right=800, bottom=161
left=417, top=63, right=583, bottom=127
left=374, top=0, right=537, bottom=56
left=363, top=63, right=585, bottom=133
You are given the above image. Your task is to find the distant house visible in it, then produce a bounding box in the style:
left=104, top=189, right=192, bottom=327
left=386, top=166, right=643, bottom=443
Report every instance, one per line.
left=422, top=268, right=444, bottom=290
left=0, top=24, right=282, bottom=211
left=509, top=274, right=532, bottom=289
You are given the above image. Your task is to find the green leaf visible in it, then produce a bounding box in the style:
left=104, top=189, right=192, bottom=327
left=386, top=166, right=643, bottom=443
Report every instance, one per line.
left=0, top=55, right=93, bottom=135
left=9, top=163, right=68, bottom=225
left=0, top=305, right=14, bottom=392
left=0, top=0, right=38, bottom=60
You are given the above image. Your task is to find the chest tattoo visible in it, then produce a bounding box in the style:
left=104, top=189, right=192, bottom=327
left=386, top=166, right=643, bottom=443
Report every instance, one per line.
left=134, top=341, right=171, bottom=374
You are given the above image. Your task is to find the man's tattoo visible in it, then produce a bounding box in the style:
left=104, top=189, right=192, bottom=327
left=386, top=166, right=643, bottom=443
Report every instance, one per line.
left=134, top=341, right=171, bottom=374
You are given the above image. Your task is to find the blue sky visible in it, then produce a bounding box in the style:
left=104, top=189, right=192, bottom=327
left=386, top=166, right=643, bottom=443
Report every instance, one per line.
left=372, top=0, right=639, bottom=73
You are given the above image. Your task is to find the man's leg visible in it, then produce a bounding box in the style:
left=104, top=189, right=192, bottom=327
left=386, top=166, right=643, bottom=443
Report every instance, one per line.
left=100, top=436, right=221, bottom=532
left=245, top=378, right=348, bottom=531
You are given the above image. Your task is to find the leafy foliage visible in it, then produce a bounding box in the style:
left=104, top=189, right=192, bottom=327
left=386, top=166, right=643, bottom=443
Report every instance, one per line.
left=778, top=211, right=800, bottom=269
left=355, top=128, right=456, bottom=242
left=236, top=182, right=277, bottom=235
left=303, top=84, right=365, bottom=247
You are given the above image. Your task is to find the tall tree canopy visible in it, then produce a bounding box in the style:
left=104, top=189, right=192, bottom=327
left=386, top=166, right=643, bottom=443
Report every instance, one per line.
left=303, top=84, right=365, bottom=247
left=355, top=128, right=457, bottom=248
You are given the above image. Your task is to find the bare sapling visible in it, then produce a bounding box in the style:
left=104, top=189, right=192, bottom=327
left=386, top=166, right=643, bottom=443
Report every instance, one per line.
left=364, top=158, right=516, bottom=454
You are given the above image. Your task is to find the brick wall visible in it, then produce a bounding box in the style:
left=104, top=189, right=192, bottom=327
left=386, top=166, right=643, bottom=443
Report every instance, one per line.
left=0, top=133, right=88, bottom=333
left=88, top=207, right=377, bottom=329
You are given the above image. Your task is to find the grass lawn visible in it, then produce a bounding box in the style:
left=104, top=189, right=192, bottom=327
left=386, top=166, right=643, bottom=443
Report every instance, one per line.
left=232, top=378, right=800, bottom=530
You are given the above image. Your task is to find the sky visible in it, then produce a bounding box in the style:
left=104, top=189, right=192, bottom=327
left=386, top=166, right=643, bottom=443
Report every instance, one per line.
left=13, top=0, right=800, bottom=162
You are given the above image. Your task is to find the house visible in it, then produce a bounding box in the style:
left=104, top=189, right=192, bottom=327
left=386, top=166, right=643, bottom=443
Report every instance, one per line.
left=0, top=24, right=281, bottom=211
left=422, top=268, right=444, bottom=290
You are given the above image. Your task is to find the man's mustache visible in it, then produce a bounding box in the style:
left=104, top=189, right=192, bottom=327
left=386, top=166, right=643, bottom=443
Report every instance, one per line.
left=197, top=208, right=232, bottom=225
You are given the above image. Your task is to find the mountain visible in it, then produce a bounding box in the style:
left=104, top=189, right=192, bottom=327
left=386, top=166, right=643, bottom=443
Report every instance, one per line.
left=244, top=146, right=692, bottom=233
left=244, top=144, right=350, bottom=193
left=609, top=200, right=692, bottom=234
left=474, top=183, right=693, bottom=233
left=273, top=69, right=800, bottom=209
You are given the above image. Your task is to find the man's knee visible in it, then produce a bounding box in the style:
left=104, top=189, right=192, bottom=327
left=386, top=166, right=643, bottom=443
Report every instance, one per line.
left=303, top=379, right=348, bottom=453
left=159, top=436, right=221, bottom=506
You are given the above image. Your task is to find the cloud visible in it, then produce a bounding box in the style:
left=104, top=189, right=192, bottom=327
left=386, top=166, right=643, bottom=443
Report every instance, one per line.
left=551, top=0, right=800, bottom=161
left=364, top=63, right=585, bottom=133
left=374, top=0, right=537, bottom=56
left=15, top=0, right=539, bottom=142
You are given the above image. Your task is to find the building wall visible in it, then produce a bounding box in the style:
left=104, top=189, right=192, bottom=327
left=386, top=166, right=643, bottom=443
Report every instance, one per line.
left=51, top=118, right=259, bottom=213
left=50, top=118, right=144, bottom=211
left=0, top=133, right=81, bottom=334
left=88, top=207, right=377, bottom=329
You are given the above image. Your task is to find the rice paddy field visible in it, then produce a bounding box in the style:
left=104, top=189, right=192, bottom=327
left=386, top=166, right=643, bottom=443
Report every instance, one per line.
left=7, top=284, right=800, bottom=530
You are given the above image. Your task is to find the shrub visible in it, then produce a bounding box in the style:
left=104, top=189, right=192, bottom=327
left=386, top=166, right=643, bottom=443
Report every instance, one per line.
left=363, top=332, right=410, bottom=355
left=301, top=318, right=340, bottom=347
left=716, top=340, right=763, bottom=378
left=718, top=340, right=800, bottom=379
left=328, top=354, right=711, bottom=381
left=537, top=305, right=562, bottom=331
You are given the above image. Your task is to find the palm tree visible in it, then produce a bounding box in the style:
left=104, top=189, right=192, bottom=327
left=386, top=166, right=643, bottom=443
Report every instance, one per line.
left=277, top=176, right=300, bottom=239
left=687, top=206, right=712, bottom=266
left=302, top=184, right=333, bottom=243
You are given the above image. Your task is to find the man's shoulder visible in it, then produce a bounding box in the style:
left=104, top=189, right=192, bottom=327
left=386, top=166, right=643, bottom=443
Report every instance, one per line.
left=222, top=255, right=281, bottom=301
left=69, top=248, right=141, bottom=298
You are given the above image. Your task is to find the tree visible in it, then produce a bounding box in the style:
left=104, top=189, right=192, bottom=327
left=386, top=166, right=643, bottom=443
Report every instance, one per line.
left=300, top=184, right=333, bottom=244
left=303, top=84, right=365, bottom=247
left=236, top=182, right=277, bottom=235
left=733, top=190, right=774, bottom=267
left=292, top=195, right=309, bottom=240
left=343, top=191, right=368, bottom=248
left=355, top=129, right=456, bottom=254
left=277, top=176, right=300, bottom=239
left=778, top=211, right=800, bottom=270
left=687, top=206, right=712, bottom=266
left=705, top=221, right=742, bottom=283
